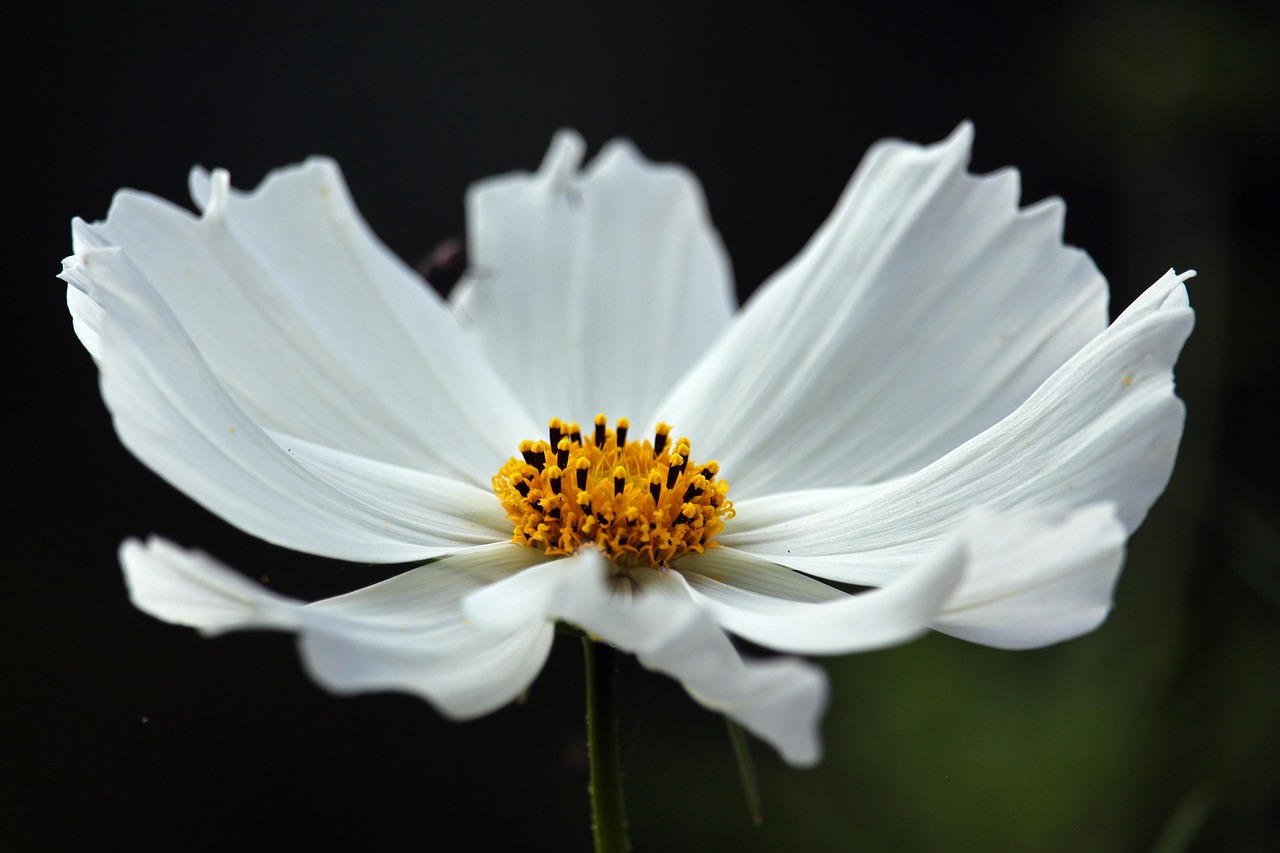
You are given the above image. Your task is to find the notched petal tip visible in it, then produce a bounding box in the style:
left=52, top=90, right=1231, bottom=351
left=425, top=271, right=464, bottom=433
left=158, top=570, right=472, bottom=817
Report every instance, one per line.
left=187, top=166, right=234, bottom=219
left=1162, top=269, right=1196, bottom=309
left=1018, top=194, right=1067, bottom=233
left=538, top=129, right=587, bottom=186
left=594, top=136, right=641, bottom=163
left=201, top=169, right=231, bottom=221
left=949, top=118, right=976, bottom=147
left=589, top=136, right=666, bottom=180
left=588, top=136, right=715, bottom=218
left=865, top=119, right=975, bottom=171
left=62, top=244, right=125, bottom=276
left=190, top=156, right=350, bottom=215
left=1115, top=268, right=1197, bottom=328
left=68, top=215, right=113, bottom=254
left=187, top=166, right=212, bottom=211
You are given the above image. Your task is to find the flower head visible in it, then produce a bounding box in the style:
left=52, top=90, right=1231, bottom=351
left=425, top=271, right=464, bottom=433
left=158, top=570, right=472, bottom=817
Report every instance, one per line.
left=62, top=125, right=1192, bottom=766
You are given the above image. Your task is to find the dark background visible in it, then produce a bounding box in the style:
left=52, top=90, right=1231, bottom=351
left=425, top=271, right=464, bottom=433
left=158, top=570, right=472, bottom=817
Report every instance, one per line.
left=6, top=1, right=1279, bottom=849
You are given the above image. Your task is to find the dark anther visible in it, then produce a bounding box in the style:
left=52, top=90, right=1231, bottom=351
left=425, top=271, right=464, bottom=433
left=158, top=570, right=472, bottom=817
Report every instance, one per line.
left=594, top=421, right=606, bottom=447
left=515, top=481, right=530, bottom=497
left=616, top=424, right=628, bottom=447
left=699, top=467, right=714, bottom=480
left=548, top=507, right=561, bottom=520
left=682, top=484, right=703, bottom=502
left=521, top=448, right=540, bottom=467
left=666, top=465, right=680, bottom=490
left=576, top=466, right=589, bottom=490
left=557, top=445, right=569, bottom=470
left=551, top=474, right=563, bottom=495
left=570, top=428, right=582, bottom=445
left=614, top=474, right=625, bottom=496
left=549, top=423, right=562, bottom=448
left=654, top=432, right=668, bottom=455
left=650, top=481, right=662, bottom=503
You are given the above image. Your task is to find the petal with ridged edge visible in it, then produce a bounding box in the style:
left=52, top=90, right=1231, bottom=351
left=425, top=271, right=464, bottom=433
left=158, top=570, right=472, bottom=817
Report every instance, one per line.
left=120, top=538, right=554, bottom=719
left=451, top=130, right=735, bottom=427
left=63, top=247, right=505, bottom=562
left=720, top=271, right=1192, bottom=586
left=69, top=158, right=535, bottom=485
left=659, top=123, right=1109, bottom=497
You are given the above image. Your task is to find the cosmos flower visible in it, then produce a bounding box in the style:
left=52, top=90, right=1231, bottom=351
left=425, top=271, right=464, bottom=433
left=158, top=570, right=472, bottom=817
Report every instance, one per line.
left=62, top=124, right=1193, bottom=766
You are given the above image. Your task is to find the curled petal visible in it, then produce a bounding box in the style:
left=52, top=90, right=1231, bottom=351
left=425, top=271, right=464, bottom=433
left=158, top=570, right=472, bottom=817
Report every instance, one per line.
left=932, top=503, right=1128, bottom=649
left=120, top=538, right=554, bottom=718
left=464, top=551, right=829, bottom=767
left=676, top=540, right=963, bottom=654
left=452, top=130, right=735, bottom=425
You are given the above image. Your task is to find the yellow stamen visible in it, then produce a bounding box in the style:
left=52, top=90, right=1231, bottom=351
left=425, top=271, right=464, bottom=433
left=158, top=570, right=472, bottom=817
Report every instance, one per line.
left=493, top=417, right=734, bottom=567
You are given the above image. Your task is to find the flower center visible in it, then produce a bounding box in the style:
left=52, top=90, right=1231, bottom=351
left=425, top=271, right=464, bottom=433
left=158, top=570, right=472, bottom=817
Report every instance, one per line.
left=493, top=415, right=734, bottom=567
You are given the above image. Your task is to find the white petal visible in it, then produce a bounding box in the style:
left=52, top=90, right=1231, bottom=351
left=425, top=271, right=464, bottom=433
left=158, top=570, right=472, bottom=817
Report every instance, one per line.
left=695, top=505, right=1126, bottom=652
left=120, top=536, right=299, bottom=633
left=677, top=547, right=849, bottom=603
left=675, top=540, right=963, bottom=654
left=71, top=247, right=503, bottom=562
left=721, top=270, right=1192, bottom=586
left=120, top=538, right=554, bottom=718
left=659, top=123, right=1109, bottom=497
left=71, top=158, right=537, bottom=484
left=932, top=503, right=1127, bottom=648
left=465, top=551, right=828, bottom=766
left=451, top=130, right=735, bottom=426
left=726, top=480, right=905, bottom=536
left=63, top=257, right=105, bottom=362
left=273, top=433, right=512, bottom=544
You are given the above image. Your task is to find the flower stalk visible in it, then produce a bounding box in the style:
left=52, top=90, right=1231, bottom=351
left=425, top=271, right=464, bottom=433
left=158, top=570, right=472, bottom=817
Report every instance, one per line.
left=726, top=718, right=764, bottom=826
left=584, top=638, right=630, bottom=852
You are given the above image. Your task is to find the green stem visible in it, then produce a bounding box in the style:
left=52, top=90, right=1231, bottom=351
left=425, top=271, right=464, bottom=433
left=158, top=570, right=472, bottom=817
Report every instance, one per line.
left=725, top=718, right=764, bottom=826
left=583, top=638, right=630, bottom=852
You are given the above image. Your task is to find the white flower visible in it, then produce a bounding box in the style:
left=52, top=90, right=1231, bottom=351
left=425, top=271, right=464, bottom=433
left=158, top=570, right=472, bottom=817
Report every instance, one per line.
left=62, top=124, right=1193, bottom=767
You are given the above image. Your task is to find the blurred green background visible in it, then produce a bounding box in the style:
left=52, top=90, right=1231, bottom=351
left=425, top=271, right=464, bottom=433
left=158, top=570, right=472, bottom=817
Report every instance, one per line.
left=6, top=1, right=1278, bottom=849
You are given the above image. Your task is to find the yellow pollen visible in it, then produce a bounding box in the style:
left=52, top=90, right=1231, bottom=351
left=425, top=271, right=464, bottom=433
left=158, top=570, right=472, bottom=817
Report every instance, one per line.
left=493, top=416, right=735, bottom=567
